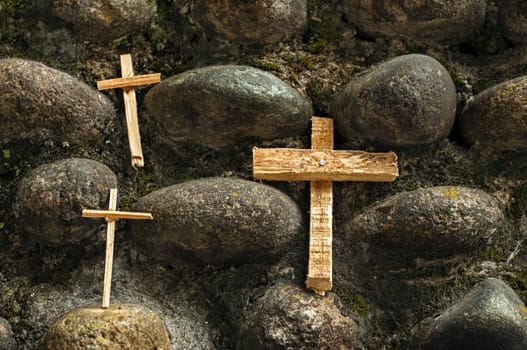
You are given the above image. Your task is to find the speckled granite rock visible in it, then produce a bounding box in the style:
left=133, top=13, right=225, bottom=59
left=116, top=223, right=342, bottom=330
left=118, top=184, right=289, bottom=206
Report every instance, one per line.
left=0, top=317, right=17, bottom=350
left=238, top=281, right=361, bottom=349
left=413, top=278, right=527, bottom=349
left=13, top=158, right=118, bottom=245
left=348, top=186, right=504, bottom=256
left=191, top=0, right=308, bottom=44
left=129, top=177, right=304, bottom=265
left=38, top=304, right=170, bottom=350
left=52, top=0, right=157, bottom=42
left=499, top=1, right=527, bottom=44
left=0, top=58, right=115, bottom=145
left=145, top=65, right=312, bottom=149
left=342, top=0, right=486, bottom=44
left=331, top=54, right=456, bottom=145
left=458, top=75, right=527, bottom=151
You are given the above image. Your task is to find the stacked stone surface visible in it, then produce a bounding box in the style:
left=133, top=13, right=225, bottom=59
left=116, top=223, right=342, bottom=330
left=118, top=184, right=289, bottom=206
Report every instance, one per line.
left=0, top=318, right=17, bottom=350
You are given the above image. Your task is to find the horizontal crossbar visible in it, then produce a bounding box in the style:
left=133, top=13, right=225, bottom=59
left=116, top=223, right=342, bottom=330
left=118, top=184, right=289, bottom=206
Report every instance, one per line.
left=97, top=73, right=161, bottom=91
left=82, top=209, right=153, bottom=221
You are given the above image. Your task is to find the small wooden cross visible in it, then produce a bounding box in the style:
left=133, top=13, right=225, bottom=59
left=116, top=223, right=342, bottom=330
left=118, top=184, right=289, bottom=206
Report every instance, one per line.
left=82, top=188, right=153, bottom=308
left=253, top=117, right=398, bottom=296
left=97, top=54, right=161, bottom=167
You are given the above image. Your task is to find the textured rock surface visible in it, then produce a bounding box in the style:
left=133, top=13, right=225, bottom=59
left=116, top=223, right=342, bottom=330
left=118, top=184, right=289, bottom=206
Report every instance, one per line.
left=38, top=304, right=170, bottom=350
left=13, top=158, right=118, bottom=245
left=191, top=0, right=308, bottom=44
left=331, top=54, right=456, bottom=146
left=52, top=0, right=157, bottom=42
left=145, top=65, right=312, bottom=149
left=0, top=58, right=115, bottom=145
left=458, top=75, right=527, bottom=151
left=0, top=317, right=17, bottom=350
left=414, top=278, right=527, bottom=349
left=349, top=186, right=504, bottom=256
left=238, top=281, right=360, bottom=349
left=342, top=0, right=486, bottom=44
left=129, top=177, right=303, bottom=265
left=498, top=1, right=527, bottom=44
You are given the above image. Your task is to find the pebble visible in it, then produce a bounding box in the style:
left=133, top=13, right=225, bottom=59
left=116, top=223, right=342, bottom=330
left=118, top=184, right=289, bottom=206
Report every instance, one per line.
left=342, top=0, right=486, bottom=44
left=238, top=281, right=361, bottom=348
left=0, top=317, right=17, bottom=350
left=0, top=58, right=115, bottom=145
left=52, top=0, right=157, bottom=42
left=191, top=0, right=308, bottom=44
left=458, top=75, right=527, bottom=151
left=129, top=177, right=304, bottom=265
left=349, top=186, right=505, bottom=256
left=414, top=278, right=527, bottom=349
left=499, top=1, right=527, bottom=44
left=38, top=304, right=170, bottom=350
left=14, top=158, right=118, bottom=245
left=144, top=65, right=312, bottom=149
left=331, top=54, right=456, bottom=146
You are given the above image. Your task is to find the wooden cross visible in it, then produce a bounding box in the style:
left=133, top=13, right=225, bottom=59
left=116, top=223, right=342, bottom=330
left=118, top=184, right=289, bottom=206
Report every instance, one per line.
left=97, top=54, right=161, bottom=167
left=82, top=188, right=153, bottom=308
left=253, top=117, right=398, bottom=296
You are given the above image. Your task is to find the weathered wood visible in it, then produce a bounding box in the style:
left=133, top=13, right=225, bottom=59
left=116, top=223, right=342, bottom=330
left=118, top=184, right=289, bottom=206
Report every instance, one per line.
left=306, top=117, right=334, bottom=295
left=96, top=73, right=161, bottom=91
left=102, top=188, right=118, bottom=309
left=81, top=188, right=153, bottom=308
left=252, top=116, right=399, bottom=296
left=253, top=148, right=398, bottom=182
left=82, top=209, right=154, bottom=221
left=96, top=54, right=160, bottom=167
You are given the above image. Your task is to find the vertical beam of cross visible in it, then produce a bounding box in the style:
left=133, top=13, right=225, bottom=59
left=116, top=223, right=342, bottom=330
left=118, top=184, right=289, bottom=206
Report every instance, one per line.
left=82, top=188, right=153, bottom=308
left=253, top=117, right=398, bottom=296
left=97, top=54, right=161, bottom=167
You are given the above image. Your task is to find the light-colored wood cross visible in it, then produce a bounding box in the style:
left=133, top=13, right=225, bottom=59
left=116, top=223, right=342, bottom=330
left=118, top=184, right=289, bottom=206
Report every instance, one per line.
left=82, top=188, right=153, bottom=308
left=97, top=54, right=161, bottom=167
left=253, top=117, right=398, bottom=296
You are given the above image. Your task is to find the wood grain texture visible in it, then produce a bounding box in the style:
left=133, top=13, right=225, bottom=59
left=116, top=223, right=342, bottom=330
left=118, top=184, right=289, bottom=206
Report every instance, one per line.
left=253, top=148, right=398, bottom=181
left=102, top=188, right=118, bottom=308
left=96, top=73, right=161, bottom=91
left=82, top=209, right=153, bottom=220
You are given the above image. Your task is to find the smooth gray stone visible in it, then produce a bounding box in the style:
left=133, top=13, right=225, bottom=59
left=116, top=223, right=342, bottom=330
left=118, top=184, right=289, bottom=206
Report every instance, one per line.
left=129, top=177, right=304, bottom=265
left=237, top=282, right=361, bottom=349
left=145, top=65, right=313, bottom=149
left=458, top=75, right=527, bottom=151
left=349, top=186, right=504, bottom=256
left=52, top=0, right=157, bottom=42
left=414, top=278, right=527, bottom=350
left=331, top=54, right=456, bottom=146
left=0, top=58, right=115, bottom=145
left=14, top=158, right=118, bottom=245
left=342, top=0, right=486, bottom=44
left=191, top=0, right=308, bottom=44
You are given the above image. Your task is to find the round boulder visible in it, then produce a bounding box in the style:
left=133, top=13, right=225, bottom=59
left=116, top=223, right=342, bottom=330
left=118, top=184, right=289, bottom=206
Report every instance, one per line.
left=144, top=65, right=312, bottom=149
left=52, top=0, right=157, bottom=42
left=349, top=186, right=504, bottom=256
left=191, top=0, right=308, bottom=44
left=0, top=317, right=17, bottom=350
left=0, top=58, right=115, bottom=145
left=343, top=0, right=486, bottom=44
left=499, top=1, right=527, bottom=44
left=331, top=54, right=456, bottom=146
left=14, top=158, right=118, bottom=245
left=414, top=278, right=527, bottom=349
left=129, top=177, right=304, bottom=265
left=38, top=304, right=170, bottom=350
left=238, top=281, right=360, bottom=348
left=458, top=75, right=527, bottom=151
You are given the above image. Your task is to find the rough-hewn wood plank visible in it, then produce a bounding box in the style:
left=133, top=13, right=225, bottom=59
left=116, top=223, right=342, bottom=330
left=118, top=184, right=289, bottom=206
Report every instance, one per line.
left=96, top=73, right=161, bottom=91
left=253, top=148, right=398, bottom=182
left=82, top=209, right=153, bottom=221
left=306, top=117, right=334, bottom=295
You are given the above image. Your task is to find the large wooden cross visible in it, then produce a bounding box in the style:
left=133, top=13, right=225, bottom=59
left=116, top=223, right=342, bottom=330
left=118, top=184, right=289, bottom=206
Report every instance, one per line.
left=97, top=54, right=161, bottom=167
left=82, top=188, right=153, bottom=308
left=253, top=117, right=398, bottom=296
